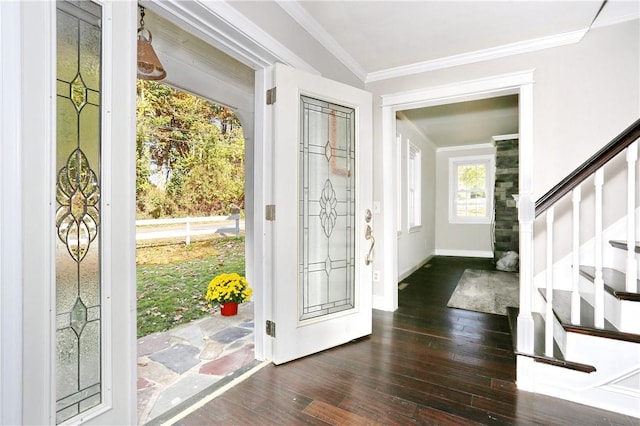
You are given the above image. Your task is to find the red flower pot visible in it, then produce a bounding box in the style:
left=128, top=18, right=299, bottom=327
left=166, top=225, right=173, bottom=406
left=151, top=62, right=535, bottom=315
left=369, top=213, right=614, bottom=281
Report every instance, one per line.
left=220, top=302, right=238, bottom=316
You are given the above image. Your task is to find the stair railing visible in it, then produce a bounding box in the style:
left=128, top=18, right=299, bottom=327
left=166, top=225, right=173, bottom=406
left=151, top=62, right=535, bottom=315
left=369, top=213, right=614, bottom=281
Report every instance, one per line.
left=533, top=118, right=640, bottom=356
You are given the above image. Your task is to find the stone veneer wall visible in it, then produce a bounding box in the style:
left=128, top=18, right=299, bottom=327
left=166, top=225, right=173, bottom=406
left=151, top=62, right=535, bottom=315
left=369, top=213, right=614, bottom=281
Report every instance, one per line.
left=493, top=138, right=519, bottom=262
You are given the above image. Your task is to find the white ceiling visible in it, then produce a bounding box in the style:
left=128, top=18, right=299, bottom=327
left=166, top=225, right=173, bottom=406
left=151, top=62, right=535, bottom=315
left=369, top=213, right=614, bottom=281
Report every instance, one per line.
left=147, top=1, right=639, bottom=149
left=282, top=0, right=638, bottom=80
left=400, top=95, right=519, bottom=148
left=276, top=0, right=639, bottom=148
left=295, top=1, right=599, bottom=74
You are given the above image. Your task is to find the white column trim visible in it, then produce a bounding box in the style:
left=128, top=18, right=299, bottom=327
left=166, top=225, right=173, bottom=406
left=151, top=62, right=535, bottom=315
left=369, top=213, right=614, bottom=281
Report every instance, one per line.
left=20, top=1, right=56, bottom=423
left=0, top=1, right=23, bottom=424
left=252, top=67, right=273, bottom=361
left=376, top=106, right=398, bottom=311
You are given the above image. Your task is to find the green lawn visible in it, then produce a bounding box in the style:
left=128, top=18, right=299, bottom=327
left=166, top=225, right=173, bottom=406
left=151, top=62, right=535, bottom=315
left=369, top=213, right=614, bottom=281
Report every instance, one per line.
left=136, top=237, right=245, bottom=337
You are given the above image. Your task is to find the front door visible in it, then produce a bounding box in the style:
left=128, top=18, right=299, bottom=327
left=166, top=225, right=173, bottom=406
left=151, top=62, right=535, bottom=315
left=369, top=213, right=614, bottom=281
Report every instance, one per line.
left=270, top=64, right=373, bottom=364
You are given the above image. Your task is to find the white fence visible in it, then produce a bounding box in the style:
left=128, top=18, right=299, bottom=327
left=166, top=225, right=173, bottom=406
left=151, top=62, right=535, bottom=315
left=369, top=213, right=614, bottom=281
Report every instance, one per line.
left=136, top=214, right=241, bottom=245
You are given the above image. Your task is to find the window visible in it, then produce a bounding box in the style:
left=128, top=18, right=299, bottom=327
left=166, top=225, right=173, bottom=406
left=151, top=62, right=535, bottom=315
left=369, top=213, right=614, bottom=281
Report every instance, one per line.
left=407, top=142, right=421, bottom=229
left=449, top=155, right=494, bottom=224
left=56, top=1, right=104, bottom=423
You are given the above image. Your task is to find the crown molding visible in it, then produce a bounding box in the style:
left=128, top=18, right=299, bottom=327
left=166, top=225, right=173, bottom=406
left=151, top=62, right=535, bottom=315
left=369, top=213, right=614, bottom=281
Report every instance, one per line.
left=275, top=0, right=368, bottom=82
left=366, top=28, right=587, bottom=83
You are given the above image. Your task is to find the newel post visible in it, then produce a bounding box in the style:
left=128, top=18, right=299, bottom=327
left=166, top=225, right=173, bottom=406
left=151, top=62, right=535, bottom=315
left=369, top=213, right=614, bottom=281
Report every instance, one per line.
left=517, top=193, right=535, bottom=355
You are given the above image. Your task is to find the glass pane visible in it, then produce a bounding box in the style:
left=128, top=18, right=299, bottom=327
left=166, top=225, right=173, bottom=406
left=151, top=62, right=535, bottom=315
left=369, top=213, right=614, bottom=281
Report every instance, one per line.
left=299, top=96, right=355, bottom=321
left=56, top=1, right=102, bottom=423
left=456, top=163, right=487, bottom=217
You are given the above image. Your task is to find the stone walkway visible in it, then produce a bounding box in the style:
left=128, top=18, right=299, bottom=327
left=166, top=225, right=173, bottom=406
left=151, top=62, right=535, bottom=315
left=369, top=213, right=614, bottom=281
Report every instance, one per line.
left=137, top=302, right=254, bottom=425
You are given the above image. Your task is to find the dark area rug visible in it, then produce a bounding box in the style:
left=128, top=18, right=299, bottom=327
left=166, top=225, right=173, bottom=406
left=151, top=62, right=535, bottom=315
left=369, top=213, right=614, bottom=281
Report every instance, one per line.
left=447, top=268, right=519, bottom=315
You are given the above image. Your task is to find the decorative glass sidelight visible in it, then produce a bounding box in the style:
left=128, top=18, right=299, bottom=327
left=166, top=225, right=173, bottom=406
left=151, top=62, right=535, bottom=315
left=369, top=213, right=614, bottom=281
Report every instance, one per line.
left=299, top=96, right=356, bottom=320
left=55, top=1, right=102, bottom=423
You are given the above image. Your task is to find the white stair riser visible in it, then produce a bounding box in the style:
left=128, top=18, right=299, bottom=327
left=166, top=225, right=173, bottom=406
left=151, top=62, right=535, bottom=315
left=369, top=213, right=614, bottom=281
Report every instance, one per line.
left=522, top=333, right=640, bottom=418
left=527, top=364, right=640, bottom=420
left=620, top=300, right=640, bottom=334
left=578, top=276, right=640, bottom=333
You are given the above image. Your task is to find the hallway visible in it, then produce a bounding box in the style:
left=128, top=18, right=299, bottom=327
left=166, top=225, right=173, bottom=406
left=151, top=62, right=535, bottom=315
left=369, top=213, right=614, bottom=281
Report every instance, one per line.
left=172, top=257, right=634, bottom=425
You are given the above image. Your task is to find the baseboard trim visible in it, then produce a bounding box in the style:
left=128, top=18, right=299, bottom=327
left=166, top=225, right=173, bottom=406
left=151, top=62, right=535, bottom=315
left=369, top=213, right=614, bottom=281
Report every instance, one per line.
left=373, top=295, right=396, bottom=312
left=435, top=249, right=493, bottom=258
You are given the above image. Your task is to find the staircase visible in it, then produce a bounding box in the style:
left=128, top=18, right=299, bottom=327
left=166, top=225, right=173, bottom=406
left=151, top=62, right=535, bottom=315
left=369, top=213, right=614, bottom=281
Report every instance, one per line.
left=513, top=118, right=640, bottom=418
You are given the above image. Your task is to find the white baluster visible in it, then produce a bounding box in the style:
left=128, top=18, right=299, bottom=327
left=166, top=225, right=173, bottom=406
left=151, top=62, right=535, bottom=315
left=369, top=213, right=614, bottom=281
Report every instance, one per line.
left=594, top=169, right=604, bottom=328
left=185, top=217, right=191, bottom=246
left=571, top=187, right=581, bottom=325
left=626, top=142, right=638, bottom=293
left=546, top=206, right=554, bottom=357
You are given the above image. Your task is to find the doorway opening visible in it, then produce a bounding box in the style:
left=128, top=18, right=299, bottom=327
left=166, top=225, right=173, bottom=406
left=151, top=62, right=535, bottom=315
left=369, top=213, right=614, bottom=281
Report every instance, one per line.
left=378, top=71, right=534, bottom=312
left=395, top=94, right=519, bottom=285
left=129, top=7, right=260, bottom=423
left=134, top=81, right=254, bottom=424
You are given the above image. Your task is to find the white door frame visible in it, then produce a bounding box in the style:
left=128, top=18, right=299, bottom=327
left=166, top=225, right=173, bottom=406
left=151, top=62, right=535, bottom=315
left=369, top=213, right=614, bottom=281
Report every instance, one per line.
left=0, top=1, right=24, bottom=424
left=377, top=71, right=536, bottom=360
left=11, top=2, right=138, bottom=424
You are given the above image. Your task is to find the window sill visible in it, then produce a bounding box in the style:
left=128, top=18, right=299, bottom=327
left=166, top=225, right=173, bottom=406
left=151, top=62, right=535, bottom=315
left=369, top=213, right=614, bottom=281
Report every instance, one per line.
left=408, top=225, right=422, bottom=233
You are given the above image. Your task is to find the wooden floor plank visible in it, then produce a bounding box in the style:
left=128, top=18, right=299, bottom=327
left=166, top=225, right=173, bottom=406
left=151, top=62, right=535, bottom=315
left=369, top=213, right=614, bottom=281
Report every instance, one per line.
left=303, top=400, right=371, bottom=425
left=174, top=256, right=635, bottom=425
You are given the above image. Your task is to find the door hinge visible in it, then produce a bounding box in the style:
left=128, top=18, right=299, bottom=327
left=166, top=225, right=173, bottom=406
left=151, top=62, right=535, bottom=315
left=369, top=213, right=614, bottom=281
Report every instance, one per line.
left=266, top=320, right=276, bottom=338
left=266, top=87, right=276, bottom=105
left=265, top=204, right=276, bottom=221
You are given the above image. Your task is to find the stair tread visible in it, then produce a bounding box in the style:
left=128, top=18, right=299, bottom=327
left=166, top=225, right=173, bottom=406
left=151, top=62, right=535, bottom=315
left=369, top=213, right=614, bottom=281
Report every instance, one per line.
left=538, top=288, right=640, bottom=343
left=579, top=266, right=640, bottom=302
left=507, top=307, right=595, bottom=373
left=609, top=239, right=640, bottom=253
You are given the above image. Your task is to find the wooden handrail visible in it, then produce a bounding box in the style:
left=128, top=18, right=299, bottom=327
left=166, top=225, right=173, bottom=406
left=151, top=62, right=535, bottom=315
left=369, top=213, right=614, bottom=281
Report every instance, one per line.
left=536, top=118, right=640, bottom=217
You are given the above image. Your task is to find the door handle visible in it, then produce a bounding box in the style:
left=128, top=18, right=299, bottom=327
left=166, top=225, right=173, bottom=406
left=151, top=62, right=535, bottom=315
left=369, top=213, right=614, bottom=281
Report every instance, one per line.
left=365, top=224, right=375, bottom=265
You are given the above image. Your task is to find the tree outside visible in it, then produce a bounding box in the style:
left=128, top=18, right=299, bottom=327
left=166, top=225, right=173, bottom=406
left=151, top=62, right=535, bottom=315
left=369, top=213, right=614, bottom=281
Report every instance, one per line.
left=135, top=81, right=247, bottom=337
left=136, top=80, right=245, bottom=218
left=457, top=163, right=487, bottom=217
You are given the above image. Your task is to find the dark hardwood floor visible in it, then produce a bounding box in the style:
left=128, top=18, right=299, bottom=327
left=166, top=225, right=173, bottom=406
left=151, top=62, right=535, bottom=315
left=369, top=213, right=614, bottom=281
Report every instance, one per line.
left=174, top=257, right=635, bottom=425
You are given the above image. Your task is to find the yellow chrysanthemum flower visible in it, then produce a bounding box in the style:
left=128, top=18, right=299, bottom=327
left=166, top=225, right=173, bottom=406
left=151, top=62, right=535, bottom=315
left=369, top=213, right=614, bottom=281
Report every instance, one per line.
left=205, top=273, right=252, bottom=305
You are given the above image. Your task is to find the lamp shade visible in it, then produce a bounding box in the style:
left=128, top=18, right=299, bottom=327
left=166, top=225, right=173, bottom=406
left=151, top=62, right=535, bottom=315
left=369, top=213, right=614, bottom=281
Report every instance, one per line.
left=137, top=29, right=166, bottom=80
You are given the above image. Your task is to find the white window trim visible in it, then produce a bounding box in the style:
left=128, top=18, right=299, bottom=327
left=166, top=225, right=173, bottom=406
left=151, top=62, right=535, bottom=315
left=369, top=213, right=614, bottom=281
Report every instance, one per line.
left=448, top=154, right=495, bottom=224
left=407, top=141, right=421, bottom=231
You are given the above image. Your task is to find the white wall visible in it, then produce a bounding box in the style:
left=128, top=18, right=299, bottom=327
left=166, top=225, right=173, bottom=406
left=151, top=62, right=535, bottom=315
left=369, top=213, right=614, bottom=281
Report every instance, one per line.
left=396, top=118, right=436, bottom=280
left=367, top=20, right=640, bottom=199
left=367, top=20, right=640, bottom=299
left=435, top=145, right=496, bottom=257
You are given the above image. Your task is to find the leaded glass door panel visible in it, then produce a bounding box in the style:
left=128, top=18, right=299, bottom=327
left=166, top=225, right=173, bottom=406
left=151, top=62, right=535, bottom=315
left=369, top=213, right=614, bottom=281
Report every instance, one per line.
left=271, top=63, right=373, bottom=365
left=56, top=3, right=103, bottom=421
left=21, top=1, right=138, bottom=424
